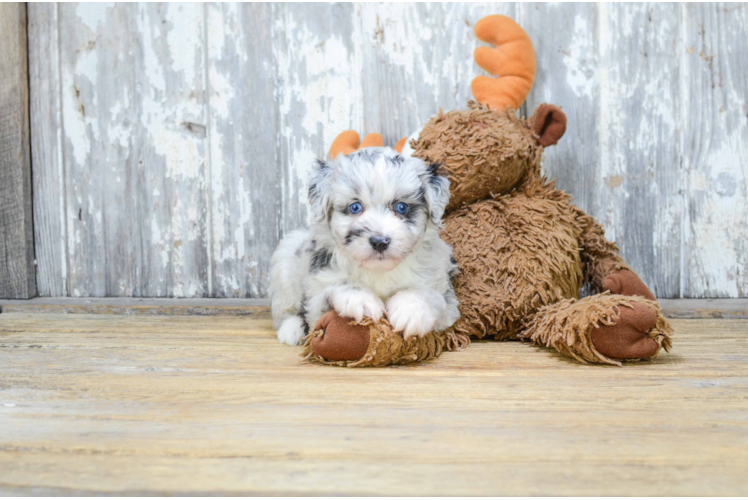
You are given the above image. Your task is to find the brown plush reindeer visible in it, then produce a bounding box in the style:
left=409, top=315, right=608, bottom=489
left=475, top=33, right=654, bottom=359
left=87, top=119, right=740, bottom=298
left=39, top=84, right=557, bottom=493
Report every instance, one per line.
left=304, top=15, right=673, bottom=367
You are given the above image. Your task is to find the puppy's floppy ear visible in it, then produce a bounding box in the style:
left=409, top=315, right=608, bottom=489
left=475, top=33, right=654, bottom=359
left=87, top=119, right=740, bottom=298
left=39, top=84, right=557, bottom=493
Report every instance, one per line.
left=308, top=159, right=333, bottom=223
left=421, top=163, right=450, bottom=225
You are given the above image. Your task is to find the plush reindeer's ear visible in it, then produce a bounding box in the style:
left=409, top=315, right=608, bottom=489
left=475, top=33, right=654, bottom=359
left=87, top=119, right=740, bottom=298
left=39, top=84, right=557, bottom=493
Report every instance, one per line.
left=533, top=104, right=567, bottom=147
left=308, top=159, right=333, bottom=222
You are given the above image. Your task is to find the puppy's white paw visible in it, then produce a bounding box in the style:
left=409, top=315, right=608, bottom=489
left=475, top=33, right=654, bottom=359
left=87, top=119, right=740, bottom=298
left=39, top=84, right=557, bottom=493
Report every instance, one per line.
left=386, top=291, right=437, bottom=339
left=277, top=316, right=307, bottom=346
left=330, top=287, right=385, bottom=322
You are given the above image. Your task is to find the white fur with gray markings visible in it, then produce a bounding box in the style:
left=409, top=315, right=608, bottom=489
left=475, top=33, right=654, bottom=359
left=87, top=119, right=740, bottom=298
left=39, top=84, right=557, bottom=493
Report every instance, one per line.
left=269, top=147, right=460, bottom=345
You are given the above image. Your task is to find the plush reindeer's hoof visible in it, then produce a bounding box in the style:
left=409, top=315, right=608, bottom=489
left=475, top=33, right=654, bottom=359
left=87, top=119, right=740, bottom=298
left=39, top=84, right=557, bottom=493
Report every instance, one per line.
left=310, top=310, right=370, bottom=362
left=302, top=310, right=470, bottom=367
left=602, top=270, right=656, bottom=300
left=591, top=302, right=660, bottom=360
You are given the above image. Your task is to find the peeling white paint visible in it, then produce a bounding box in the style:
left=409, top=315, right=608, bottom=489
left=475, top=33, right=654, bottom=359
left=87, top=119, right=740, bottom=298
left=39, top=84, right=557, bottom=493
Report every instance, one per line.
left=275, top=9, right=362, bottom=160
left=688, top=129, right=748, bottom=296
left=75, top=2, right=111, bottom=31
left=564, top=15, right=597, bottom=99
left=30, top=3, right=748, bottom=298
left=61, top=43, right=99, bottom=167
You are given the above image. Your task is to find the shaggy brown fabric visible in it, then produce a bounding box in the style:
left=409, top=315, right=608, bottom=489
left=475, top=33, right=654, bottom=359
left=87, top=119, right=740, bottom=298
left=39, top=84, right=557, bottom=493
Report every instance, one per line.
left=442, top=183, right=584, bottom=340
left=412, top=101, right=674, bottom=364
left=572, top=206, right=633, bottom=291
left=522, top=293, right=673, bottom=366
left=302, top=311, right=470, bottom=367
left=413, top=101, right=540, bottom=212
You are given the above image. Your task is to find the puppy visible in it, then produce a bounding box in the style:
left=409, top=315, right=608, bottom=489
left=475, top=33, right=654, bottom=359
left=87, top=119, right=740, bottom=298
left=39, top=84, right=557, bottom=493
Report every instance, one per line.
left=269, top=147, right=460, bottom=346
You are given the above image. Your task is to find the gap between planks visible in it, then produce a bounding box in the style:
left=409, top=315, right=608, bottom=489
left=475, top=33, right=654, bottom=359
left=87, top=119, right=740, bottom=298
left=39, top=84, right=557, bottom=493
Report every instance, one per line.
left=1, top=297, right=747, bottom=319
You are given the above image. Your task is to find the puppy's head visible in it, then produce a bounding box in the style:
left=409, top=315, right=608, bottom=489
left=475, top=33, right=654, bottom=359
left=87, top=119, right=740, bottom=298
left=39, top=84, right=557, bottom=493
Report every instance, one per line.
left=309, top=147, right=449, bottom=272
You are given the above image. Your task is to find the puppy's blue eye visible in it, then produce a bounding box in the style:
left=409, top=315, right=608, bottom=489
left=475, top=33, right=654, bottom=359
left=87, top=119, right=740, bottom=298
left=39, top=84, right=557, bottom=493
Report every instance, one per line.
left=349, top=202, right=363, bottom=214
left=395, top=202, right=409, bottom=214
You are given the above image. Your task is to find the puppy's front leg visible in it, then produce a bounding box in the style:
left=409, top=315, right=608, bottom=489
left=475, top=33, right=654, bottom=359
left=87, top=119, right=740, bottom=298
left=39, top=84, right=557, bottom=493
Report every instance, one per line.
left=386, top=288, right=453, bottom=339
left=319, top=284, right=385, bottom=323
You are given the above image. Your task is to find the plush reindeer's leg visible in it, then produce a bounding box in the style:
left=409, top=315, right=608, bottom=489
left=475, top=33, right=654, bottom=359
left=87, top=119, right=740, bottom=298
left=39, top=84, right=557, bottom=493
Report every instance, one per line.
left=302, top=310, right=470, bottom=368
left=573, top=206, right=657, bottom=300
left=574, top=207, right=629, bottom=287
left=521, top=294, right=673, bottom=366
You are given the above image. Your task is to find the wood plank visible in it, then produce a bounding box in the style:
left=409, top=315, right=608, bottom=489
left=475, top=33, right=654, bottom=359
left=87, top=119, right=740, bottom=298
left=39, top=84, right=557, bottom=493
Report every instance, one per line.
left=28, top=4, right=67, bottom=297
left=0, top=313, right=746, bottom=495
left=682, top=3, right=748, bottom=298
left=25, top=4, right=748, bottom=299
left=56, top=3, right=210, bottom=297
left=522, top=4, right=601, bottom=247
left=0, top=297, right=270, bottom=317
left=0, top=3, right=36, bottom=299
left=272, top=3, right=363, bottom=236
left=206, top=3, right=280, bottom=298
left=596, top=3, right=683, bottom=298
left=659, top=298, right=748, bottom=319
left=2, top=298, right=747, bottom=319
left=523, top=4, right=682, bottom=297
left=356, top=3, right=516, bottom=145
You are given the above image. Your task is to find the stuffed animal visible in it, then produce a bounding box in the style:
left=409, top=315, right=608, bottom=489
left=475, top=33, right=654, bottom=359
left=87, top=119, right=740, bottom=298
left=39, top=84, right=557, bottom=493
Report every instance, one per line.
left=303, top=14, right=673, bottom=367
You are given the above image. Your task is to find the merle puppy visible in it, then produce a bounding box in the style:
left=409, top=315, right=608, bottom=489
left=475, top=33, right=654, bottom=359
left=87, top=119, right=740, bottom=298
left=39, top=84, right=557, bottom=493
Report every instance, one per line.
left=269, top=148, right=460, bottom=346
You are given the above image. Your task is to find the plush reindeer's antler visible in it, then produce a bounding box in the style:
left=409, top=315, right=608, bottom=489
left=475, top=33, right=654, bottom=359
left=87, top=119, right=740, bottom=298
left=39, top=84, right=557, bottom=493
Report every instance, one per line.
left=471, top=15, right=536, bottom=112
left=329, top=130, right=360, bottom=159
left=329, top=131, right=384, bottom=159
left=394, top=137, right=408, bottom=153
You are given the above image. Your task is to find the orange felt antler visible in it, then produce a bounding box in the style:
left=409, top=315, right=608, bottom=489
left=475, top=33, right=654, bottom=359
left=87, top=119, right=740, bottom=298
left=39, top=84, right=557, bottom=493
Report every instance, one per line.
left=329, top=131, right=384, bottom=159
left=394, top=137, right=408, bottom=153
left=471, top=15, right=536, bottom=112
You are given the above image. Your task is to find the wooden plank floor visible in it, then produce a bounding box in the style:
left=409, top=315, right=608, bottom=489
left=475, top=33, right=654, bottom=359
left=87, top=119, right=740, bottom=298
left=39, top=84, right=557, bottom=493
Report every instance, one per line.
left=1, top=311, right=747, bottom=495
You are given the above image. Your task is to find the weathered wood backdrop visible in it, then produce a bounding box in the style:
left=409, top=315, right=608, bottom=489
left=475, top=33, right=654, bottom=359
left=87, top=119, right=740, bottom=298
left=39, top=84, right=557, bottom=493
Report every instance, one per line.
left=28, top=3, right=747, bottom=299
left=0, top=3, right=35, bottom=299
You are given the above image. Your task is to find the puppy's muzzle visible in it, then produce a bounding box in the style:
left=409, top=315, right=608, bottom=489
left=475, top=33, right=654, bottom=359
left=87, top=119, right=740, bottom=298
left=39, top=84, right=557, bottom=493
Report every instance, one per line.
left=369, top=236, right=390, bottom=253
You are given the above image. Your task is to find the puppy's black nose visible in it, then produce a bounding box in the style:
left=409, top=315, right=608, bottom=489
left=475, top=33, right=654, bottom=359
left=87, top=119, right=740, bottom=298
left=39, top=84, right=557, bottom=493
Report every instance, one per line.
left=369, top=236, right=390, bottom=252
